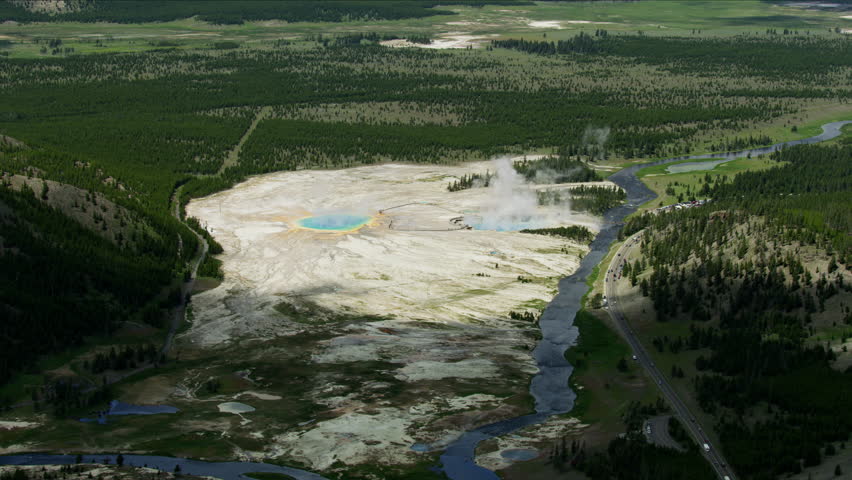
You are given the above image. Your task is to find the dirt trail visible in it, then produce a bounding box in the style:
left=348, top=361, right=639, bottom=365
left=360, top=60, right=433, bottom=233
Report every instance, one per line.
left=218, top=106, right=271, bottom=175
left=163, top=185, right=208, bottom=359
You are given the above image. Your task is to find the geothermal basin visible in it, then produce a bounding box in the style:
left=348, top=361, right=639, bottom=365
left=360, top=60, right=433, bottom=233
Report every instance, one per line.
left=181, top=158, right=605, bottom=470
left=296, top=214, right=373, bottom=232
left=184, top=159, right=603, bottom=339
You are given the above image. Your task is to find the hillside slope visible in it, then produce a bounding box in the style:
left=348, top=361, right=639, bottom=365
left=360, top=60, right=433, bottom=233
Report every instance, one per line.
left=618, top=143, right=852, bottom=479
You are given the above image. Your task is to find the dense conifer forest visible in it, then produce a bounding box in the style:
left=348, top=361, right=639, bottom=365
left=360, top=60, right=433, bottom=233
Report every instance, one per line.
left=0, top=2, right=851, bottom=478
left=521, top=225, right=594, bottom=244
left=552, top=185, right=626, bottom=215
left=576, top=434, right=716, bottom=480
left=493, top=33, right=852, bottom=79
left=0, top=0, right=532, bottom=24
left=620, top=144, right=852, bottom=479
left=0, top=185, right=185, bottom=385
left=515, top=157, right=601, bottom=183
left=0, top=20, right=849, bottom=414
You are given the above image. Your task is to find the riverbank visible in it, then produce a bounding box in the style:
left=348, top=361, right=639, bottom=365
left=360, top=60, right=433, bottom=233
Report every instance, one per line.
left=440, top=119, right=852, bottom=479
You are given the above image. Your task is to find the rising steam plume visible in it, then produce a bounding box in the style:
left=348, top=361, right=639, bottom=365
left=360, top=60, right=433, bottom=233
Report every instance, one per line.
left=465, top=157, right=575, bottom=231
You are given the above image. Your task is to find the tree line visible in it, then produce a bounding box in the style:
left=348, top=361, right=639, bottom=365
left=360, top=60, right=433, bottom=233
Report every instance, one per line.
left=521, top=225, right=594, bottom=243
left=514, top=156, right=600, bottom=183
left=87, top=344, right=158, bottom=374
left=620, top=143, right=852, bottom=479
left=0, top=1, right=532, bottom=24
left=0, top=185, right=182, bottom=385
left=538, top=185, right=626, bottom=215
left=493, top=32, right=852, bottom=81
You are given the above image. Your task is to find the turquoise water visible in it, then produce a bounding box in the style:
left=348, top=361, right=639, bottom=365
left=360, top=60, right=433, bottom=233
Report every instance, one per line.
left=297, top=214, right=371, bottom=231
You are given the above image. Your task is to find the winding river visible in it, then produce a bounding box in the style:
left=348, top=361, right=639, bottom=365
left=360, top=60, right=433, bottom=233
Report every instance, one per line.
left=2, top=121, right=849, bottom=480
left=438, top=119, right=851, bottom=479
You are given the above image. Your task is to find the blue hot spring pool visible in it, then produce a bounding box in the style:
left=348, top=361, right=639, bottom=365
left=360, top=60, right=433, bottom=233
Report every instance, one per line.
left=297, top=214, right=371, bottom=231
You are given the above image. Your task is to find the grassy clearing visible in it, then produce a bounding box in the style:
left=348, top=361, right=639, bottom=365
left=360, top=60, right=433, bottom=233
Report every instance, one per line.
left=0, top=343, right=96, bottom=403
left=597, top=101, right=851, bottom=178
left=827, top=122, right=852, bottom=145
left=637, top=155, right=780, bottom=210
left=132, top=430, right=237, bottom=460
left=1, top=0, right=848, bottom=59
left=0, top=325, right=168, bottom=405
left=552, top=233, right=657, bottom=452
left=519, top=0, right=849, bottom=34
left=686, top=100, right=852, bottom=153
left=5, top=401, right=234, bottom=460
left=742, top=102, right=852, bottom=143
left=565, top=310, right=657, bottom=430
left=626, top=104, right=850, bottom=213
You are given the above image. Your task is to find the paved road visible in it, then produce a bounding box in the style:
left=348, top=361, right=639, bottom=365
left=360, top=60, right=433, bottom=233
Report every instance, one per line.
left=644, top=415, right=686, bottom=452
left=162, top=185, right=209, bottom=359
left=605, top=231, right=734, bottom=480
